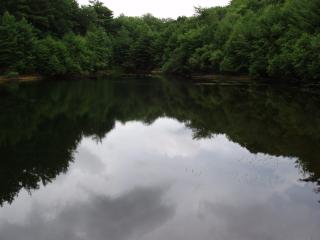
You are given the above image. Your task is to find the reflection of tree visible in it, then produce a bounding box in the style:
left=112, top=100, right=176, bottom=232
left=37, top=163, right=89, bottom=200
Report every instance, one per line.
left=0, top=77, right=319, bottom=204
left=0, top=80, right=117, bottom=205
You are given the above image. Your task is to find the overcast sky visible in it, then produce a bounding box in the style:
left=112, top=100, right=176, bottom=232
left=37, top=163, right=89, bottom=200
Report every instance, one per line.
left=78, top=0, right=230, bottom=19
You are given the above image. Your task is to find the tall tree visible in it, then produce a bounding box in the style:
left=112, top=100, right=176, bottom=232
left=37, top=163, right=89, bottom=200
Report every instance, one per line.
left=0, top=12, right=36, bottom=73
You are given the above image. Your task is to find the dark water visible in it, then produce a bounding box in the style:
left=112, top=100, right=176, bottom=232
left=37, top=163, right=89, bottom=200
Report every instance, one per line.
left=0, top=77, right=319, bottom=240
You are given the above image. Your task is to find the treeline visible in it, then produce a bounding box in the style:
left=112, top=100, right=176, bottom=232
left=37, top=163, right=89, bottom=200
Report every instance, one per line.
left=0, top=0, right=113, bottom=76
left=0, top=0, right=320, bottom=80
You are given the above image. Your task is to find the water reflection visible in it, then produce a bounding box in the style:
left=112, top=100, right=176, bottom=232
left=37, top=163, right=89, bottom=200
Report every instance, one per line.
left=0, top=185, right=173, bottom=240
left=0, top=77, right=319, bottom=239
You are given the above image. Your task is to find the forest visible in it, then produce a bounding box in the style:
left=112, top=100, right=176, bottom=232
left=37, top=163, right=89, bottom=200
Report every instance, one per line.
left=0, top=0, right=319, bottom=81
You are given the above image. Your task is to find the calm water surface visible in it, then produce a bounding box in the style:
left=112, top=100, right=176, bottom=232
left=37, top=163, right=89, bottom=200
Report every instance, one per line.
left=0, top=77, right=319, bottom=240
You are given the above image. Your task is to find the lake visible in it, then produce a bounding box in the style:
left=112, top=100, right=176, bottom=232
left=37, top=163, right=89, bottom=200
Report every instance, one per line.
left=0, top=77, right=319, bottom=240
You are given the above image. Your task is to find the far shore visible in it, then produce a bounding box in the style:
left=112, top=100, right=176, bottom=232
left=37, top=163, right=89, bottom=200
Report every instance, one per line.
left=0, top=75, right=43, bottom=84
left=0, top=72, right=253, bottom=83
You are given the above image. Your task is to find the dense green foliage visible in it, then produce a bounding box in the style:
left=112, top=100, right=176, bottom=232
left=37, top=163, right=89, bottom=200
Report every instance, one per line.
left=0, top=0, right=320, bottom=80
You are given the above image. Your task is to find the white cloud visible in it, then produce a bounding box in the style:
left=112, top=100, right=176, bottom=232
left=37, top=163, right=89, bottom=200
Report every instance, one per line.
left=77, top=0, right=230, bottom=18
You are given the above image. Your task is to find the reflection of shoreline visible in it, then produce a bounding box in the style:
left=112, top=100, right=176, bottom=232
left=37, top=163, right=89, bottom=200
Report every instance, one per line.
left=0, top=77, right=319, bottom=204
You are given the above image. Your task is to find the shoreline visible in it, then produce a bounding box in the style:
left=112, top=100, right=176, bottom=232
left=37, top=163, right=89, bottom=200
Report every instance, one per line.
left=0, top=72, right=312, bottom=85
left=0, top=72, right=253, bottom=83
left=190, top=74, right=252, bottom=81
left=0, top=75, right=43, bottom=83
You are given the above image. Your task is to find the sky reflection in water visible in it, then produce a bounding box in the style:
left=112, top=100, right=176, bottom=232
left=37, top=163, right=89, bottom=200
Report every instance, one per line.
left=0, top=118, right=319, bottom=240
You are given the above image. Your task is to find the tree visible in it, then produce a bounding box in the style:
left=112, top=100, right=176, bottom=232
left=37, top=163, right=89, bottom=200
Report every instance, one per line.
left=130, top=33, right=156, bottom=72
left=1, top=0, right=320, bottom=80
left=89, top=0, right=113, bottom=31
left=63, top=33, right=90, bottom=73
left=34, top=36, right=68, bottom=75
left=0, top=12, right=36, bottom=74
left=86, top=27, right=112, bottom=71
left=0, top=0, right=80, bottom=36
